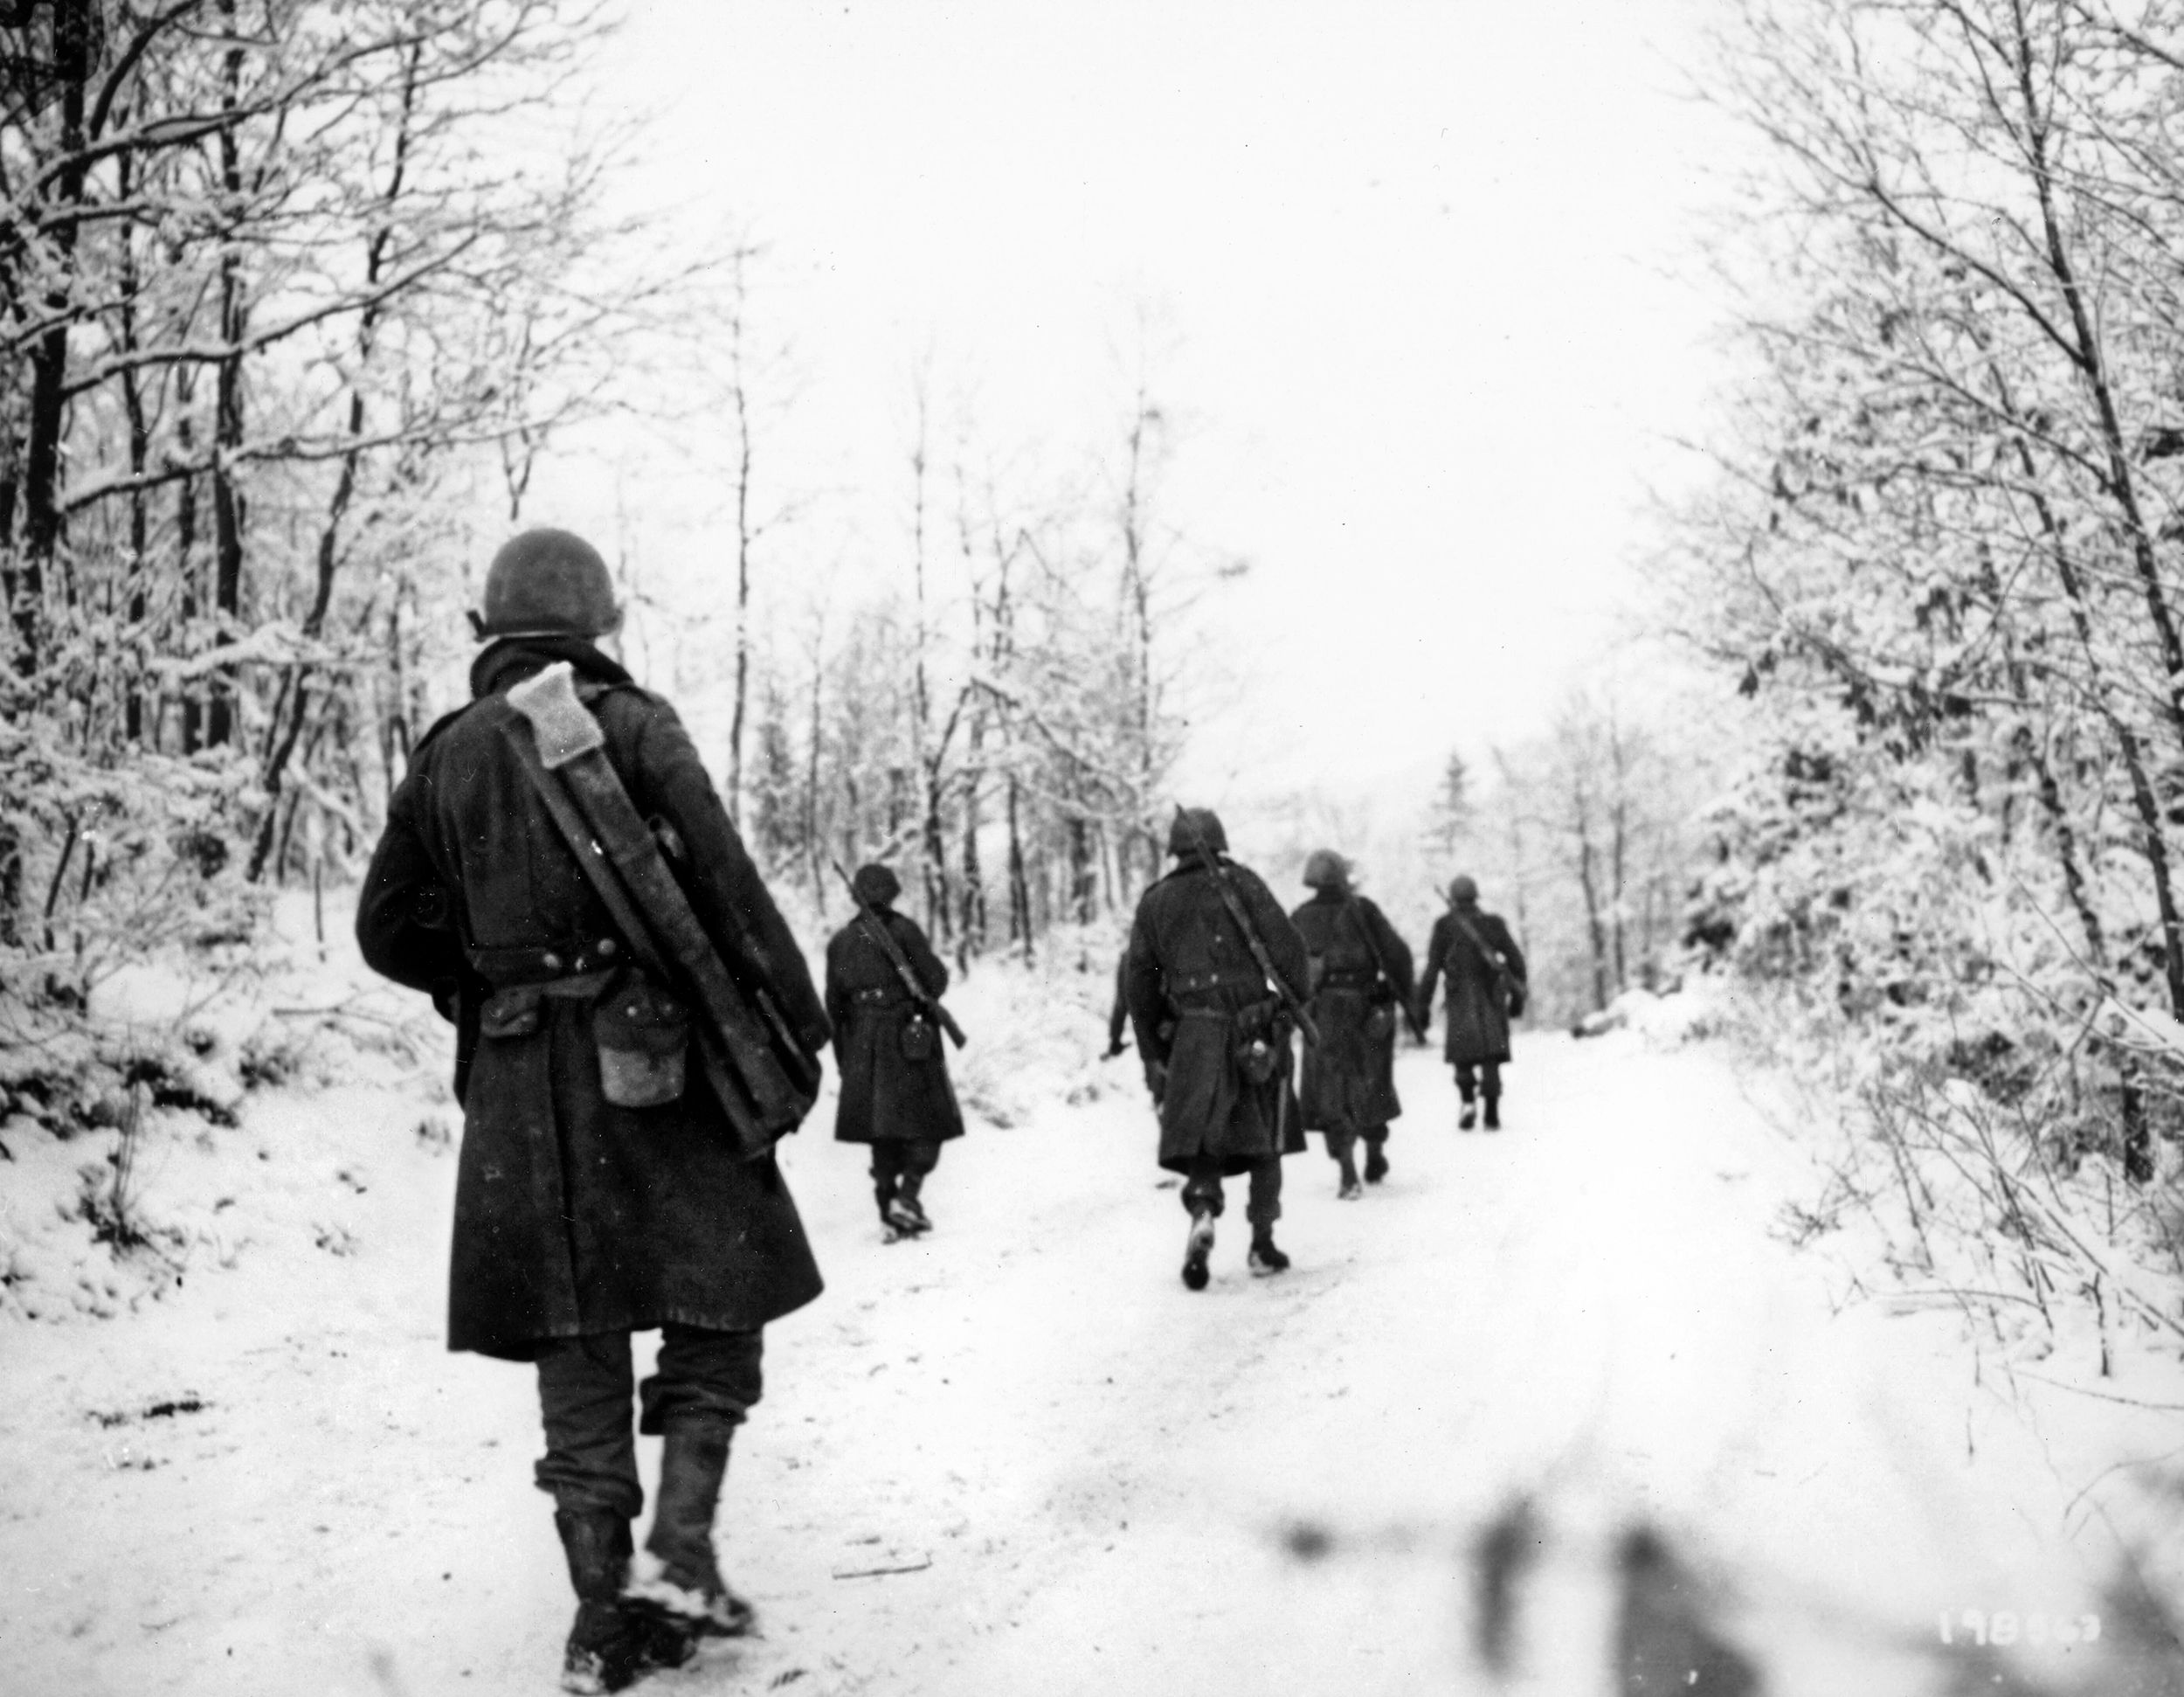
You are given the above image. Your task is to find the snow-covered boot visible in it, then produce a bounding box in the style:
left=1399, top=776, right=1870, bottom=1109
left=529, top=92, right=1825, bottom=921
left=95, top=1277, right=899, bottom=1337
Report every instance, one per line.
left=1363, top=1145, right=1389, bottom=1185
left=1337, top=1152, right=1362, bottom=1201
left=1248, top=1227, right=1290, bottom=1277
left=625, top=1429, right=757, bottom=1643
left=1483, top=1099, right=1501, bottom=1131
left=556, top=1510, right=685, bottom=1694
left=1459, top=1102, right=1477, bottom=1131
left=1181, top=1210, right=1215, bottom=1291
left=874, top=1175, right=898, bottom=1231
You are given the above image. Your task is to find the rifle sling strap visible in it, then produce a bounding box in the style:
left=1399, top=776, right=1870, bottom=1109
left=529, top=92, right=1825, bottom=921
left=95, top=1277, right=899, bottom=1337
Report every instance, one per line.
left=496, top=669, right=812, bottom=1154
left=1342, top=896, right=1395, bottom=995
left=1448, top=910, right=1513, bottom=985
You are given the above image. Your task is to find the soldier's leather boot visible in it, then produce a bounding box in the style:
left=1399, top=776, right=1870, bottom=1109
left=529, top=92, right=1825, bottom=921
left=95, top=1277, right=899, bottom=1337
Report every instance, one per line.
left=1483, top=1098, right=1502, bottom=1131
left=1337, top=1152, right=1362, bottom=1201
left=873, top=1174, right=898, bottom=1230
left=555, top=1509, right=688, bottom=1694
left=1181, top=1210, right=1215, bottom=1291
left=625, top=1428, right=757, bottom=1644
left=1363, top=1144, right=1389, bottom=1184
left=1459, top=1099, right=1478, bottom=1131
left=1248, top=1226, right=1290, bottom=1277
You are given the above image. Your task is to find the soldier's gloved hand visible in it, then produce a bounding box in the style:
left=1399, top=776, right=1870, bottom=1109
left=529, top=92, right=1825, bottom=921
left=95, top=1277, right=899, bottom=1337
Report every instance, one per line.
left=1102, top=1038, right=1128, bottom=1061
left=1145, top=1059, right=1168, bottom=1104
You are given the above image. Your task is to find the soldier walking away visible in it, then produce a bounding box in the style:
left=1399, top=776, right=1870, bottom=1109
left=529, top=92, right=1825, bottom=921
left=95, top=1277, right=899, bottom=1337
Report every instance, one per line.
left=1290, top=850, right=1420, bottom=1198
left=1125, top=807, right=1313, bottom=1289
left=356, top=529, right=833, bottom=1693
left=1415, top=875, right=1528, bottom=1131
left=826, top=863, right=965, bottom=1238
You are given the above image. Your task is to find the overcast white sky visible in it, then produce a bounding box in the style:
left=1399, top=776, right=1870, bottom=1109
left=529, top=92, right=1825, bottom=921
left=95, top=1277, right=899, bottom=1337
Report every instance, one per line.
left=563, top=0, right=1741, bottom=811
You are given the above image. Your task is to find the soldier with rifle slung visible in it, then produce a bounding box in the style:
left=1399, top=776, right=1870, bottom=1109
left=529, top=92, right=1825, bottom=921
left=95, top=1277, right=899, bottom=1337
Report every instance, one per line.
left=356, top=530, right=832, bottom=1694
left=1124, top=807, right=1315, bottom=1289
left=1416, top=874, right=1529, bottom=1130
left=1290, top=849, right=1420, bottom=1198
left=825, top=862, right=965, bottom=1237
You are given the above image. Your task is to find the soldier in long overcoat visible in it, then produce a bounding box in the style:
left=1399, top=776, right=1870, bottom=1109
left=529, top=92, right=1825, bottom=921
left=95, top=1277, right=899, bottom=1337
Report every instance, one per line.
left=825, top=864, right=964, bottom=1236
left=1414, top=874, right=1529, bottom=1130
left=1290, top=850, right=1419, bottom=1197
left=1124, top=807, right=1311, bottom=1289
left=356, top=530, right=830, bottom=1694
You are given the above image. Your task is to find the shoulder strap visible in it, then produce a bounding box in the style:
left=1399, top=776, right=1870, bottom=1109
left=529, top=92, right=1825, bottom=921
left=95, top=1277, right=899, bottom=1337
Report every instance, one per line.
left=1447, top=909, right=1510, bottom=979
left=1342, top=896, right=1394, bottom=989
left=500, top=663, right=819, bottom=1152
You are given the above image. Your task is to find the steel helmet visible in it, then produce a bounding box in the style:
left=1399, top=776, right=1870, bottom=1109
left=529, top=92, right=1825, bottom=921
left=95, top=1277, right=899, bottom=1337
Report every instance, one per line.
left=1303, top=848, right=1350, bottom=890
left=475, top=528, right=620, bottom=640
left=1167, top=807, right=1228, bottom=857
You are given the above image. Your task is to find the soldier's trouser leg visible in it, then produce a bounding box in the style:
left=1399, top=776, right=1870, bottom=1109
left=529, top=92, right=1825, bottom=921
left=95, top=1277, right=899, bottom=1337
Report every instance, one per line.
left=535, top=1333, right=644, bottom=1520
left=1181, top=1154, right=1227, bottom=1218
left=870, top=1142, right=905, bottom=1217
left=895, top=1138, right=942, bottom=1206
left=639, top=1325, right=764, bottom=1442
left=1455, top=1063, right=1480, bottom=1103
left=1480, top=1062, right=1503, bottom=1104
left=639, top=1327, right=763, bottom=1603
left=1245, top=1155, right=1283, bottom=1228
left=1362, top=1126, right=1389, bottom=1182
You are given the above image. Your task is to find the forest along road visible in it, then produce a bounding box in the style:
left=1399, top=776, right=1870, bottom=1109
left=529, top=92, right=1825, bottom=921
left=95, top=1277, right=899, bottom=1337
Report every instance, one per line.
left=3, top=1023, right=2177, bottom=1697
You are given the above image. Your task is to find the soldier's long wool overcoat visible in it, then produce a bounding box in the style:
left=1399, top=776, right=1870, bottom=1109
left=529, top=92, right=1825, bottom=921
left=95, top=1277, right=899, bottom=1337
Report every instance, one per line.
left=1417, top=906, right=1527, bottom=1067
left=1290, top=890, right=1415, bottom=1134
left=356, top=637, right=828, bottom=1361
left=1124, top=857, right=1311, bottom=1174
left=825, top=908, right=965, bottom=1146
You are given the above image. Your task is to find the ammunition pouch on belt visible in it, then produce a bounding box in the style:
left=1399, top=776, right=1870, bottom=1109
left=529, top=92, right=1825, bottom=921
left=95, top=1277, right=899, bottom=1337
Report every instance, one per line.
left=1365, top=1001, right=1397, bottom=1042
left=470, top=960, right=690, bottom=1111
left=1234, top=996, right=1285, bottom=1086
left=592, top=968, right=692, bottom=1109
left=900, top=1013, right=937, bottom=1062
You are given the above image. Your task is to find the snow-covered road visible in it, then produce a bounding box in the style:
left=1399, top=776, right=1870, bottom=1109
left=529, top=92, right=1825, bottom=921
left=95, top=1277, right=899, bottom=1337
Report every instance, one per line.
left=7, top=1024, right=2182, bottom=1695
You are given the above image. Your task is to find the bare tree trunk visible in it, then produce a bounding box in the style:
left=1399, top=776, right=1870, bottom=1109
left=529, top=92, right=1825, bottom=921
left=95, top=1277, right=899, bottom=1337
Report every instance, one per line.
left=1007, top=771, right=1033, bottom=964
left=724, top=253, right=756, bottom=825
left=175, top=372, right=203, bottom=752
left=1607, top=711, right=1630, bottom=994
left=206, top=7, right=250, bottom=749
left=16, top=0, right=99, bottom=678
left=1121, top=384, right=1159, bottom=887
left=1572, top=781, right=1609, bottom=1013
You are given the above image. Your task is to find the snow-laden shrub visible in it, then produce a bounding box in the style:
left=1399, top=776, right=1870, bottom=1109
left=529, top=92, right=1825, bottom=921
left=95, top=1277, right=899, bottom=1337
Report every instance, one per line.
left=1678, top=684, right=2184, bottom=1349
left=0, top=717, right=267, bottom=1008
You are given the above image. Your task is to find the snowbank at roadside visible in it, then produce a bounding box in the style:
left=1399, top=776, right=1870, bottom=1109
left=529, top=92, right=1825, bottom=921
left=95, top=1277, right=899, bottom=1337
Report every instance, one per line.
left=0, top=888, right=1130, bottom=1333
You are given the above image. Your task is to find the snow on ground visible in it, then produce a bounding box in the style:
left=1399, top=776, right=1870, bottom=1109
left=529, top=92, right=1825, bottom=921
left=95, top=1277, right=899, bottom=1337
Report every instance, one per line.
left=5, top=925, right=2184, bottom=1695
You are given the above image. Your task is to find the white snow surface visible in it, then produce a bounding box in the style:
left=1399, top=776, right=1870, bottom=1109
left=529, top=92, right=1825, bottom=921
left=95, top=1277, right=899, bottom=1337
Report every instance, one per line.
left=5, top=919, right=2184, bottom=1695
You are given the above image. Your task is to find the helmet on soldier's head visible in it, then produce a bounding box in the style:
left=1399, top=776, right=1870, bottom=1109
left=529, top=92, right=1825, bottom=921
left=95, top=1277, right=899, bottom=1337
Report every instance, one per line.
left=1167, top=807, right=1228, bottom=857
left=1303, top=848, right=1350, bottom=890
left=1448, top=875, right=1479, bottom=905
left=853, top=863, right=902, bottom=908
left=475, top=528, right=620, bottom=639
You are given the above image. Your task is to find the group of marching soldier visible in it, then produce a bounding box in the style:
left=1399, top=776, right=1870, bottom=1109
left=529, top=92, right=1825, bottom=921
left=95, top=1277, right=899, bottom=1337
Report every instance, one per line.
left=1116, top=808, right=1528, bottom=1290
left=354, top=528, right=1529, bottom=1694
